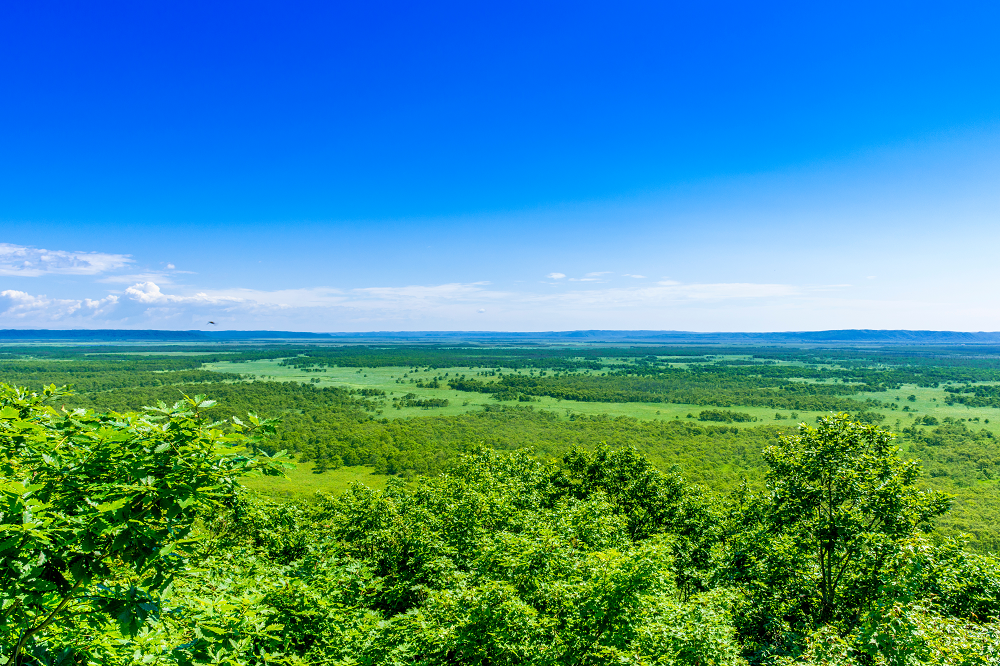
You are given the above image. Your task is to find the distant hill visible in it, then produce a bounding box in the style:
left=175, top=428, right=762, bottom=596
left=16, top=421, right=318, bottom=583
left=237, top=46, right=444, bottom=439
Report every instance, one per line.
left=4, top=328, right=1000, bottom=344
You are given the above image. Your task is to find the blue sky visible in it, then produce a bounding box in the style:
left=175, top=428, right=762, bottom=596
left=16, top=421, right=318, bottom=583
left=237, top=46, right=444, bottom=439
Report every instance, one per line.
left=2, top=1, right=998, bottom=331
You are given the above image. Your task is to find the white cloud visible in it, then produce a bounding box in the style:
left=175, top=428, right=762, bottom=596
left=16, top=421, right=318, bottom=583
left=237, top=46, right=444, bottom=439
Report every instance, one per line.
left=99, top=272, right=177, bottom=285
left=496, top=282, right=803, bottom=312
left=0, top=278, right=811, bottom=330
left=567, top=271, right=613, bottom=283
left=0, top=243, right=132, bottom=276
left=0, top=289, right=119, bottom=322
left=25, top=277, right=983, bottom=332
left=124, top=281, right=236, bottom=305
left=623, top=274, right=646, bottom=279
left=546, top=272, right=566, bottom=279
left=352, top=282, right=494, bottom=303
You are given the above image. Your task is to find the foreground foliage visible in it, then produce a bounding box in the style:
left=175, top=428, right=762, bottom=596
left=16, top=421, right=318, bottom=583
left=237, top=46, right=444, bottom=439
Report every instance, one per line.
left=3, top=381, right=1000, bottom=665
left=0, top=384, right=287, bottom=665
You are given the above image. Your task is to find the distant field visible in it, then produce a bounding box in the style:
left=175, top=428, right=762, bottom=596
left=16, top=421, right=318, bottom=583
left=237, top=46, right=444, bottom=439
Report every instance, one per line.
left=240, top=462, right=390, bottom=500
left=203, top=358, right=1000, bottom=433
left=203, top=358, right=820, bottom=424
left=856, top=383, right=999, bottom=432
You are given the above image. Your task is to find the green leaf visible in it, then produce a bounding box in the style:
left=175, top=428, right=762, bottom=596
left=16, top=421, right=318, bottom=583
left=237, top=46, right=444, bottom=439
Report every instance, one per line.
left=95, top=497, right=129, bottom=513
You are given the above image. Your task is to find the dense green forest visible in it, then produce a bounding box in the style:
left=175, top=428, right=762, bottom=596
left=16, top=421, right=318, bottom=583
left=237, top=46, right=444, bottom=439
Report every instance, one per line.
left=4, top=341, right=1000, bottom=662
left=2, top=342, right=1000, bottom=549
left=3, top=386, right=998, bottom=664
left=65, top=378, right=1000, bottom=551
left=446, top=369, right=881, bottom=411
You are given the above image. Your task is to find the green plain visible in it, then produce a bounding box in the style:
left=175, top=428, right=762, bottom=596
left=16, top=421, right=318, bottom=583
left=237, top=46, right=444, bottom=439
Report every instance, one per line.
left=240, top=461, right=390, bottom=500
left=204, top=358, right=1000, bottom=433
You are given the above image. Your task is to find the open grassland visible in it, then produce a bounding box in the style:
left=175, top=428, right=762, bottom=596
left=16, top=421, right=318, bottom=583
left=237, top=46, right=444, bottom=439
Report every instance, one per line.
left=203, top=359, right=835, bottom=426
left=240, top=462, right=390, bottom=500
left=849, top=383, right=1000, bottom=442
left=204, top=358, right=1000, bottom=433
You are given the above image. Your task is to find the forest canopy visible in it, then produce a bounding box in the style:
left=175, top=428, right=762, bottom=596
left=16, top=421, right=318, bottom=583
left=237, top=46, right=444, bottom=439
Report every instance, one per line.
left=2, top=381, right=999, bottom=664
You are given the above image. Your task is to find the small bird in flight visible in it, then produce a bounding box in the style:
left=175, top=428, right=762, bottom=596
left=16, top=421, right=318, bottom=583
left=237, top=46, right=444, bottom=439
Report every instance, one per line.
left=208, top=321, right=217, bottom=325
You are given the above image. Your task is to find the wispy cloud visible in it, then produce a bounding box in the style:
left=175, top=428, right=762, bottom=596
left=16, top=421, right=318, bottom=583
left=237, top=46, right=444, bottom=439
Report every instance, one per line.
left=0, top=243, right=133, bottom=277
left=352, top=282, right=495, bottom=303
left=0, top=290, right=119, bottom=322
left=566, top=270, right=613, bottom=283
left=99, top=272, right=177, bottom=285
left=0, top=278, right=817, bottom=329
left=499, top=281, right=803, bottom=311
left=546, top=272, right=566, bottom=279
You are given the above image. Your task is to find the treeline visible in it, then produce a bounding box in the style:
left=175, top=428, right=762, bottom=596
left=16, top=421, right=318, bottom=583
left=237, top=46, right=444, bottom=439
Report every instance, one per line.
left=699, top=409, right=755, bottom=422
left=944, top=383, right=1000, bottom=407
left=448, top=370, right=881, bottom=411
left=278, top=345, right=614, bottom=370
left=11, top=342, right=1000, bottom=387
left=393, top=392, right=449, bottom=409
left=0, top=345, right=308, bottom=361
left=0, top=359, right=241, bottom=392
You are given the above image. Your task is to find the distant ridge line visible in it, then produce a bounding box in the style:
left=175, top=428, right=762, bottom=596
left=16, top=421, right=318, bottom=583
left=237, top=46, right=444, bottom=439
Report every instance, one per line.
left=3, top=329, right=1000, bottom=344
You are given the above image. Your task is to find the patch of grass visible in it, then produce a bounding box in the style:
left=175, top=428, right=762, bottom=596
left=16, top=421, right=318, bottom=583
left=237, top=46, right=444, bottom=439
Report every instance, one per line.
left=857, top=383, right=1000, bottom=436
left=241, top=462, right=390, bottom=501
left=204, top=360, right=832, bottom=427
left=205, top=360, right=1000, bottom=435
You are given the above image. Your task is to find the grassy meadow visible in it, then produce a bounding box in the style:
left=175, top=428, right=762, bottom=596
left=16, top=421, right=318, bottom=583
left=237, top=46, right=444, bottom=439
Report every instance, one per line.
left=204, top=357, right=1000, bottom=433
left=241, top=462, right=389, bottom=500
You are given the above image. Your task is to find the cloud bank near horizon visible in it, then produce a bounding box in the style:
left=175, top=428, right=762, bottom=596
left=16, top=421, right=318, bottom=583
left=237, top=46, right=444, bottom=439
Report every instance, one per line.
left=1, top=225, right=998, bottom=332
left=0, top=274, right=967, bottom=333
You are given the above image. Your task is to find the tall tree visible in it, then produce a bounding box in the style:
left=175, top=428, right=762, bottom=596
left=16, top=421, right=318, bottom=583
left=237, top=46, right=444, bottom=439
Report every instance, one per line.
left=724, top=413, right=951, bottom=656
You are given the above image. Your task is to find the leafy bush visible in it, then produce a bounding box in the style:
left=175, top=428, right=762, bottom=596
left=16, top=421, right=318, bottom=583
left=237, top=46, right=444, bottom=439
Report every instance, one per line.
left=0, top=383, right=288, bottom=664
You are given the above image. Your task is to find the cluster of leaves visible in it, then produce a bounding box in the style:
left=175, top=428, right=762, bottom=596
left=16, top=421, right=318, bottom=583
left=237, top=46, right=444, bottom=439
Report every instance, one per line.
left=196, top=446, right=746, bottom=665
left=0, top=383, right=289, bottom=665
